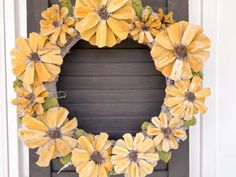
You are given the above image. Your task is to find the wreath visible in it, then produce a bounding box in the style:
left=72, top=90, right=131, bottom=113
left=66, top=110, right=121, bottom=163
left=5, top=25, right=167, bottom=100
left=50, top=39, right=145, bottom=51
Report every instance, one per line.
left=11, top=0, right=211, bottom=176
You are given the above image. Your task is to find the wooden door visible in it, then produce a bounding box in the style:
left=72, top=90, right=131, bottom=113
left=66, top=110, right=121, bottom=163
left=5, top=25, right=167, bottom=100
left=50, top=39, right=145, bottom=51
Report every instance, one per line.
left=28, top=0, right=189, bottom=176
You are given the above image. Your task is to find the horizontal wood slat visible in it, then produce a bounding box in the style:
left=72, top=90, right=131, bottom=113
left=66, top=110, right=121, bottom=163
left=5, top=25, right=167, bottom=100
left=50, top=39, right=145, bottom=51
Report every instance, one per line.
left=61, top=102, right=163, bottom=117
left=63, top=49, right=153, bottom=63
left=58, top=76, right=166, bottom=90
left=59, top=90, right=165, bottom=103
left=60, top=63, right=161, bottom=76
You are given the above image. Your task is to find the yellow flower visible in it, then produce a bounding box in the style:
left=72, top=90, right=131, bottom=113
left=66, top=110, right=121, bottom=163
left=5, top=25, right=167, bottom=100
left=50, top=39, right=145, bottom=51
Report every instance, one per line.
left=74, top=0, right=135, bottom=48
left=151, top=21, right=211, bottom=81
left=40, top=4, right=76, bottom=47
left=130, top=8, right=161, bottom=44
left=71, top=133, right=113, bottom=177
left=111, top=133, right=159, bottom=177
left=158, top=8, right=175, bottom=29
left=12, top=84, right=49, bottom=116
left=18, top=107, right=78, bottom=167
left=147, top=112, right=187, bottom=152
left=11, top=32, right=63, bottom=85
left=164, top=76, right=211, bottom=120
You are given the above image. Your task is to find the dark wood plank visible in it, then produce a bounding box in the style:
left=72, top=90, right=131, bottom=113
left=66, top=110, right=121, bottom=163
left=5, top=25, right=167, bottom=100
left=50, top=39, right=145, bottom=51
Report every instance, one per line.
left=59, top=90, right=165, bottom=103
left=27, top=0, right=48, bottom=33
left=29, top=149, right=51, bottom=177
left=63, top=49, right=153, bottom=63
left=63, top=102, right=163, bottom=117
left=58, top=76, right=166, bottom=90
left=28, top=1, right=51, bottom=176
left=168, top=133, right=189, bottom=177
left=168, top=0, right=189, bottom=21
left=52, top=171, right=168, bottom=177
left=60, top=63, right=161, bottom=76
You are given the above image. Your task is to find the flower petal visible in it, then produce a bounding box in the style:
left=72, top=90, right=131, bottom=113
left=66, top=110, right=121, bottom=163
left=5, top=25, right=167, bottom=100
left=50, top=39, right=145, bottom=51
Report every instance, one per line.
left=167, top=23, right=181, bottom=45
left=107, top=0, right=128, bottom=13
left=172, top=129, right=187, bottom=139
left=162, top=138, right=170, bottom=152
left=61, top=118, right=78, bottom=134
left=22, top=115, right=48, bottom=132
left=78, top=136, right=95, bottom=153
left=95, top=132, right=109, bottom=151
left=23, top=63, right=35, bottom=85
left=36, top=141, right=55, bottom=167
left=72, top=148, right=90, bottom=166
left=181, top=24, right=202, bottom=46
left=123, top=133, right=133, bottom=150
left=107, top=17, right=129, bottom=40
left=164, top=97, right=185, bottom=107
left=56, top=107, right=69, bottom=127
left=139, top=159, right=154, bottom=174
left=114, top=158, right=130, bottom=173
left=75, top=13, right=100, bottom=33
left=133, top=133, right=145, bottom=147
left=155, top=30, right=173, bottom=50
left=96, top=20, right=107, bottom=48
left=55, top=138, right=71, bottom=156
left=137, top=138, right=153, bottom=153
left=195, top=88, right=211, bottom=98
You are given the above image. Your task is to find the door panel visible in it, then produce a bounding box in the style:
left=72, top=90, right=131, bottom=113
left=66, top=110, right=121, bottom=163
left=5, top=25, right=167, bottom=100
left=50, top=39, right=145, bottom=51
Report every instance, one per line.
left=27, top=0, right=189, bottom=177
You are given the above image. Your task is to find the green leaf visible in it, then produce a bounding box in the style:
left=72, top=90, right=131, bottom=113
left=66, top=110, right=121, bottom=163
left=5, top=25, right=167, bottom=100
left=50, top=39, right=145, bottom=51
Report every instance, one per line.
left=193, top=71, right=204, bottom=79
left=132, top=0, right=143, bottom=18
left=145, top=5, right=153, bottom=15
left=60, top=153, right=72, bottom=165
left=13, top=79, right=23, bottom=88
left=74, top=129, right=86, bottom=139
left=141, top=121, right=150, bottom=131
left=42, top=97, right=58, bottom=111
left=59, top=0, right=73, bottom=16
left=159, top=151, right=172, bottom=163
left=184, top=117, right=197, bottom=127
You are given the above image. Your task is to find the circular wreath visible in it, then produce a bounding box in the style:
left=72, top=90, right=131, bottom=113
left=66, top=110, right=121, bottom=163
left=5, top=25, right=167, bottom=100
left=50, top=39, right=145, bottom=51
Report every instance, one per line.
left=11, top=0, right=211, bottom=177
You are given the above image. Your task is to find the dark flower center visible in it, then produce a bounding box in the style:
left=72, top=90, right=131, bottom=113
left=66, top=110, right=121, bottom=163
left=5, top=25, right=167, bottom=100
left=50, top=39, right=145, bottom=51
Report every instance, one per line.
left=174, top=44, right=188, bottom=59
left=90, top=151, right=104, bottom=165
left=185, top=92, right=196, bottom=102
left=26, top=93, right=35, bottom=102
left=161, top=127, right=172, bottom=137
left=53, top=20, right=61, bottom=27
left=47, top=127, right=62, bottom=139
left=128, top=150, right=138, bottom=162
left=97, top=6, right=110, bottom=20
left=142, top=25, right=149, bottom=31
left=29, top=52, right=41, bottom=62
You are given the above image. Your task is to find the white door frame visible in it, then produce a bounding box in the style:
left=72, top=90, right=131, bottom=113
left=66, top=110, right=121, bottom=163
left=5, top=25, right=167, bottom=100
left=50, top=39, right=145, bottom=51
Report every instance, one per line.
left=0, top=0, right=218, bottom=177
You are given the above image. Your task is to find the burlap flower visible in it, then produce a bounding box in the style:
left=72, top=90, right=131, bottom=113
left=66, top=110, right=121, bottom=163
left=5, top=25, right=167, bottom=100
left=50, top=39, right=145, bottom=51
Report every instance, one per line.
left=18, top=107, right=78, bottom=167
left=111, top=133, right=159, bottom=177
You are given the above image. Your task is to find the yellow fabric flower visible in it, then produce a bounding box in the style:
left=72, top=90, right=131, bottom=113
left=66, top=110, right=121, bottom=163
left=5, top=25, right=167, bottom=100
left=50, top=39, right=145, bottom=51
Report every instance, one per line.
left=40, top=4, right=76, bottom=47
left=18, top=107, right=78, bottom=167
left=74, top=0, right=135, bottom=48
left=11, top=32, right=63, bottom=85
left=71, top=133, right=113, bottom=177
left=164, top=76, right=211, bottom=120
left=158, top=8, right=175, bottom=29
left=130, top=8, right=161, bottom=44
left=111, top=133, right=159, bottom=177
left=151, top=21, right=211, bottom=81
left=12, top=84, right=49, bottom=116
left=147, top=112, right=187, bottom=152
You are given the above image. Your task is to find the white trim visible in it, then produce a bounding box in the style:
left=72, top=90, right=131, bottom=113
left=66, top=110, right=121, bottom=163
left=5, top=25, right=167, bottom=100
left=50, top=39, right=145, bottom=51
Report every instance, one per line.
left=189, top=0, right=218, bottom=177
left=0, top=0, right=28, bottom=177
